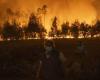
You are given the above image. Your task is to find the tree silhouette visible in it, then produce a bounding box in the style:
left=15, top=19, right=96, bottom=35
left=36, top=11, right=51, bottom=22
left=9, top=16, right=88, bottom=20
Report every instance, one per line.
left=95, top=20, right=100, bottom=36
left=11, top=20, right=20, bottom=40
left=80, top=23, right=87, bottom=38
left=26, top=13, right=46, bottom=38
left=42, top=5, right=47, bottom=27
left=38, top=24, right=47, bottom=39
left=2, top=21, right=10, bottom=40
left=2, top=20, right=20, bottom=40
left=51, top=16, right=58, bottom=37
left=27, top=13, right=37, bottom=38
left=37, top=5, right=47, bottom=27
left=61, top=22, right=69, bottom=37
left=56, top=30, right=61, bottom=37
left=71, top=22, right=79, bottom=38
left=88, top=26, right=95, bottom=38
left=17, top=27, right=24, bottom=40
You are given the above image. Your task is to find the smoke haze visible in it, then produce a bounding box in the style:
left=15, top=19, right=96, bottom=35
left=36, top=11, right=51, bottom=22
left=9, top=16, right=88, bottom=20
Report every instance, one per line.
left=0, top=0, right=100, bottom=30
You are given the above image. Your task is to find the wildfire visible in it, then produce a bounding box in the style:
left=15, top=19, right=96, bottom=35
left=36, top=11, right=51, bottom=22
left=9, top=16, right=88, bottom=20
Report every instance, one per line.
left=0, top=0, right=99, bottom=32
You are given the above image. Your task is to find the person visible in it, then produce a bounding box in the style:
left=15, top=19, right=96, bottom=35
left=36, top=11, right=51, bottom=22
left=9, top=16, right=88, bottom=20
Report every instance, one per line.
left=74, top=41, right=87, bottom=79
left=75, top=41, right=87, bottom=56
left=37, top=40, right=66, bottom=80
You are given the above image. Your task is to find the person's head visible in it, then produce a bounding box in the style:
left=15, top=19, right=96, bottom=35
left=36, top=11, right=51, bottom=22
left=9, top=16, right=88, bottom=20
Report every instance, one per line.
left=44, top=40, right=55, bottom=52
left=77, top=41, right=84, bottom=46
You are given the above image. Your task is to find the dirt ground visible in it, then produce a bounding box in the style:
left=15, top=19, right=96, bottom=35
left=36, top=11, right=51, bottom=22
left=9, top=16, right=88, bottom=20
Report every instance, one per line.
left=0, top=38, right=100, bottom=80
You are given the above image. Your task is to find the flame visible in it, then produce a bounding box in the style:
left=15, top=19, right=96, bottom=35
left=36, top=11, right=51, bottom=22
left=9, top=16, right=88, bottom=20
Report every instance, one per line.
left=0, top=0, right=98, bottom=32
left=18, top=0, right=97, bottom=32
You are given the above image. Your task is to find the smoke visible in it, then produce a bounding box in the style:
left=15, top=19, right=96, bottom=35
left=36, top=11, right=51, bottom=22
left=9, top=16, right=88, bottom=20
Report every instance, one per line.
left=93, top=0, right=100, bottom=19
left=0, top=0, right=100, bottom=30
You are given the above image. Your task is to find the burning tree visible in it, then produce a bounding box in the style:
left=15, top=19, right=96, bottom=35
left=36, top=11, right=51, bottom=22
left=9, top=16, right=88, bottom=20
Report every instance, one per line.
left=37, top=5, right=47, bottom=27
left=61, top=22, right=69, bottom=37
left=70, top=22, right=79, bottom=38
left=42, top=5, right=47, bottom=27
left=26, top=13, right=46, bottom=39
left=80, top=23, right=88, bottom=38
left=2, top=20, right=21, bottom=40
left=95, top=20, right=100, bottom=36
left=51, top=16, right=58, bottom=37
left=26, top=13, right=39, bottom=38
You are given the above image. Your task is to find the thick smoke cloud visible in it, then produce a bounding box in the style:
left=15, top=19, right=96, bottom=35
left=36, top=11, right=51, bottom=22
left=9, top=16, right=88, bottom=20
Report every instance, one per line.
left=0, top=0, right=100, bottom=29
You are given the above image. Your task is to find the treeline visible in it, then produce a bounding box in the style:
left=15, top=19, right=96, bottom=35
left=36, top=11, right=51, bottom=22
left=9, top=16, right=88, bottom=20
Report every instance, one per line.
left=0, top=13, right=46, bottom=40
left=0, top=15, right=100, bottom=40
left=0, top=6, right=100, bottom=40
left=58, top=20, right=100, bottom=38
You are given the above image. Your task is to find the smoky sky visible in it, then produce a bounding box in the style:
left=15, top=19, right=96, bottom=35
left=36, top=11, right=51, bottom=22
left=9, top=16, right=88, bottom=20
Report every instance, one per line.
left=0, top=0, right=100, bottom=26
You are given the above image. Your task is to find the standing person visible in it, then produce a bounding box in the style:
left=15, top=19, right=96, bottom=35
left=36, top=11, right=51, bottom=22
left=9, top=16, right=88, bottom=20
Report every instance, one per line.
left=76, top=41, right=87, bottom=56
left=75, top=41, right=87, bottom=64
left=75, top=41, right=87, bottom=80
left=36, top=40, right=66, bottom=80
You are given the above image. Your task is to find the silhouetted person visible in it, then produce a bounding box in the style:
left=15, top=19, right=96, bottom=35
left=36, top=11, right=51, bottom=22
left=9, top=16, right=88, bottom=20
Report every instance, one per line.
left=74, top=41, right=88, bottom=80
left=75, top=41, right=87, bottom=56
left=37, top=40, right=66, bottom=80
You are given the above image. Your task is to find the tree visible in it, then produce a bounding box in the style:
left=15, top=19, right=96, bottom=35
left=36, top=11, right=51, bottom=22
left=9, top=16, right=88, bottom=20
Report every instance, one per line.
left=80, top=23, right=87, bottom=38
left=89, top=26, right=96, bottom=38
left=11, top=20, right=20, bottom=40
left=26, top=13, right=46, bottom=38
left=51, top=16, right=58, bottom=37
left=61, top=22, right=69, bottom=37
left=26, top=13, right=38, bottom=38
left=70, top=22, right=79, bottom=38
left=95, top=20, right=100, bottom=36
left=17, top=27, right=24, bottom=40
left=37, top=5, right=47, bottom=27
left=27, top=13, right=38, bottom=32
left=56, top=30, right=61, bottom=37
left=42, top=5, right=47, bottom=27
left=2, top=20, right=20, bottom=40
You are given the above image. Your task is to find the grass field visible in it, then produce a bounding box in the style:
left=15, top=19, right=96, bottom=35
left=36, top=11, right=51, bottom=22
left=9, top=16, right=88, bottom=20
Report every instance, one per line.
left=0, top=38, right=100, bottom=80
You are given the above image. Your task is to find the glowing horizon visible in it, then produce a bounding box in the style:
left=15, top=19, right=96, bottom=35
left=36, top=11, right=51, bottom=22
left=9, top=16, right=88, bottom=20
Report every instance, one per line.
left=0, top=0, right=100, bottom=32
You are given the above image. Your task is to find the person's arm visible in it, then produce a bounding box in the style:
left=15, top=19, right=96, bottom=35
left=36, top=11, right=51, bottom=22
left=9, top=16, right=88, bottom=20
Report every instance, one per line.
left=59, top=52, right=67, bottom=79
left=59, top=52, right=66, bottom=63
left=36, top=52, right=43, bottom=80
